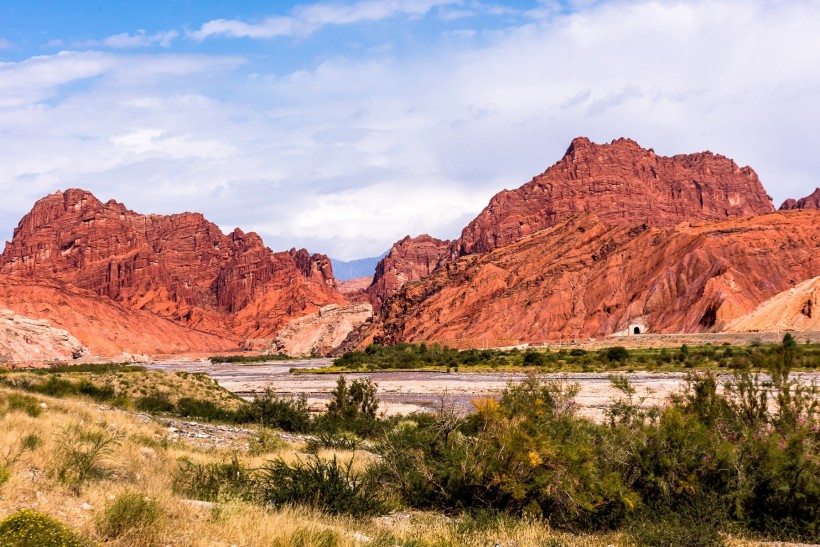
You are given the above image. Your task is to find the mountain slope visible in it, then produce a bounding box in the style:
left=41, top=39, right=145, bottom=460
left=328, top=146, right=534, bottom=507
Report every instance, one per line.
left=373, top=211, right=819, bottom=345
left=0, top=275, right=237, bottom=356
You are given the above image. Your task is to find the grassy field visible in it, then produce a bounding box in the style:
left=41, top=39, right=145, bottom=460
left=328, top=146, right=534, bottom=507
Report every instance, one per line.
left=298, top=338, right=820, bottom=374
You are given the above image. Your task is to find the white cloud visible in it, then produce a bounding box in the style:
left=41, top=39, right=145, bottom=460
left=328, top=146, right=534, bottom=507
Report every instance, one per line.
left=101, top=30, right=179, bottom=48
left=0, top=38, right=12, bottom=50
left=1, top=0, right=819, bottom=260
left=188, top=0, right=459, bottom=40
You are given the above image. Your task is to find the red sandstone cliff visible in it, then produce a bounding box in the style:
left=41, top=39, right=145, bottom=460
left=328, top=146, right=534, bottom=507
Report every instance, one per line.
left=365, top=234, right=451, bottom=311
left=453, top=137, right=775, bottom=257
left=0, top=189, right=346, bottom=345
left=369, top=138, right=777, bottom=309
left=780, top=188, right=820, bottom=210
left=374, top=211, right=819, bottom=346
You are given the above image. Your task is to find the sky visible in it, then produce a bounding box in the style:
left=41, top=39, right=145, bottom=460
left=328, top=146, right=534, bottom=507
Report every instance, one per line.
left=0, top=0, right=818, bottom=260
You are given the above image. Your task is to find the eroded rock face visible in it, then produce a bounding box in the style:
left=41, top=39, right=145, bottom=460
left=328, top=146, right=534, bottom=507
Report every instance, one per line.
left=0, top=276, right=238, bottom=357
left=0, top=189, right=345, bottom=342
left=454, top=137, right=775, bottom=256
left=780, top=188, right=820, bottom=210
left=271, top=303, right=373, bottom=356
left=371, top=138, right=776, bottom=308
left=374, top=211, right=820, bottom=345
left=726, top=276, right=820, bottom=332
left=0, top=308, right=87, bottom=363
left=366, top=234, right=451, bottom=310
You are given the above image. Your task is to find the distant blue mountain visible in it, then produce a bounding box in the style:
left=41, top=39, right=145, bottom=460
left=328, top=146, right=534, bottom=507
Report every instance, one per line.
left=330, top=252, right=387, bottom=281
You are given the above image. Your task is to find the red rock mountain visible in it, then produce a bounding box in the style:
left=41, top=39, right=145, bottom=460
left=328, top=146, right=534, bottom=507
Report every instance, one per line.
left=0, top=189, right=346, bottom=348
left=368, top=137, right=777, bottom=308
left=374, top=211, right=819, bottom=346
left=366, top=235, right=451, bottom=311
left=453, top=137, right=774, bottom=256
left=780, top=188, right=820, bottom=210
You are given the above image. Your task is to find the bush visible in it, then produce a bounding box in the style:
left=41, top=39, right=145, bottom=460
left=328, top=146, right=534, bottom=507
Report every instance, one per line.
left=523, top=349, right=547, bottom=366
left=55, top=424, right=121, bottom=492
left=0, top=509, right=90, bottom=547
left=0, top=466, right=10, bottom=486
left=173, top=456, right=254, bottom=502
left=249, top=428, right=287, bottom=455
left=173, top=397, right=232, bottom=421
left=236, top=390, right=311, bottom=433
left=627, top=513, right=725, bottom=547
left=605, top=346, right=630, bottom=362
left=304, top=431, right=362, bottom=453
left=258, top=455, right=383, bottom=517
left=6, top=393, right=42, bottom=417
left=96, top=491, right=160, bottom=539
left=135, top=392, right=174, bottom=413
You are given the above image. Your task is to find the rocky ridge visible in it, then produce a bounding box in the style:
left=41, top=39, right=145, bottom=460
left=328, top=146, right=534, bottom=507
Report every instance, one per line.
left=0, top=189, right=346, bottom=344
left=0, top=275, right=237, bottom=357
left=271, top=303, right=374, bottom=356
left=780, top=188, right=820, bottom=210
left=371, top=211, right=819, bottom=346
left=453, top=137, right=774, bottom=257
left=366, top=234, right=451, bottom=311
left=369, top=138, right=777, bottom=308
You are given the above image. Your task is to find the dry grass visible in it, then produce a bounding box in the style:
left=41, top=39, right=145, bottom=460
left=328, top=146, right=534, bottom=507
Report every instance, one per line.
left=0, top=384, right=788, bottom=546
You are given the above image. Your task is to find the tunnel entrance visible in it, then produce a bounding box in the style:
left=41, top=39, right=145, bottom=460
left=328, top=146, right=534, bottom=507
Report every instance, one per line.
left=633, top=327, right=641, bottom=335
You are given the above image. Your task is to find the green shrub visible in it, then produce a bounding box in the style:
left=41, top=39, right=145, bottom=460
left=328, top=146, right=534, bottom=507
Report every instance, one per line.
left=55, top=424, right=121, bottom=492
left=173, top=397, right=232, bottom=421
left=627, top=513, right=725, bottom=547
left=0, top=509, right=90, bottom=547
left=6, top=393, right=42, bottom=417
left=135, top=392, right=174, bottom=413
left=523, top=349, right=547, bottom=366
left=0, top=466, right=10, bottom=486
left=258, top=455, right=383, bottom=517
left=304, top=431, right=362, bottom=453
left=96, top=492, right=160, bottom=539
left=236, top=390, right=311, bottom=432
left=173, top=456, right=254, bottom=502
left=605, top=346, right=630, bottom=362
left=249, top=427, right=287, bottom=455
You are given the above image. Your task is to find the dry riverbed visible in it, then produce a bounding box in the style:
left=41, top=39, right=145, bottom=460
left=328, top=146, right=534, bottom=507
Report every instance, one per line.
left=146, top=358, right=820, bottom=420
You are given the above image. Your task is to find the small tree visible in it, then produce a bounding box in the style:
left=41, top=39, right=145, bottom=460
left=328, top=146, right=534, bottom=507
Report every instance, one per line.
left=327, top=376, right=379, bottom=422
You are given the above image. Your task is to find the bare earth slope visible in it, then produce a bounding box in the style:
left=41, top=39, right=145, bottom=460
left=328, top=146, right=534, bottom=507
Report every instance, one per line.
left=0, top=189, right=347, bottom=342
left=0, top=276, right=237, bottom=356
left=374, top=211, right=820, bottom=345
left=726, top=276, right=820, bottom=332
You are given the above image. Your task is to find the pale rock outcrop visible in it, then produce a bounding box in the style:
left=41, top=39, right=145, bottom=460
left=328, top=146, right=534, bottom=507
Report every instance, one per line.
left=726, top=276, right=820, bottom=332
left=0, top=309, right=87, bottom=363
left=272, top=303, right=373, bottom=356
